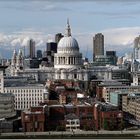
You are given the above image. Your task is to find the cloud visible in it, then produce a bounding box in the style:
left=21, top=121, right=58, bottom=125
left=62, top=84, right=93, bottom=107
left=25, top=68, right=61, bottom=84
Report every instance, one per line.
left=0, top=30, right=51, bottom=51
left=102, top=27, right=140, bottom=46
left=21, top=37, right=30, bottom=46
left=74, top=26, right=140, bottom=59
left=11, top=38, right=22, bottom=46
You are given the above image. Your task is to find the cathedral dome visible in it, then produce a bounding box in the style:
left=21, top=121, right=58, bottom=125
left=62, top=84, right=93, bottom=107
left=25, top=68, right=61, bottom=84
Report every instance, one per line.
left=54, top=19, right=82, bottom=69
left=58, top=36, right=79, bottom=48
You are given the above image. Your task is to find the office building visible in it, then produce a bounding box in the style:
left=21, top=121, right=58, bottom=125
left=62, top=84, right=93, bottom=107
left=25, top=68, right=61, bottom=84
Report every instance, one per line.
left=0, top=93, right=16, bottom=119
left=93, top=33, right=104, bottom=61
left=2, top=75, right=49, bottom=110
left=55, top=33, right=64, bottom=44
left=36, top=50, right=42, bottom=59
left=46, top=42, right=57, bottom=65
left=122, top=93, right=140, bottom=124
left=28, top=39, right=35, bottom=58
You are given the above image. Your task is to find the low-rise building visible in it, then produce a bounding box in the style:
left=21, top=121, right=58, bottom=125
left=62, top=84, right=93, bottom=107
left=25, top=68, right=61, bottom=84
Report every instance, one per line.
left=2, top=76, right=49, bottom=111
left=97, top=84, right=140, bottom=102
left=122, top=93, right=140, bottom=122
left=0, top=93, right=16, bottom=119
left=22, top=106, right=46, bottom=132
left=109, top=91, right=128, bottom=109
left=94, top=102, right=123, bottom=130
left=22, top=103, right=95, bottom=132
left=0, top=119, right=13, bottom=133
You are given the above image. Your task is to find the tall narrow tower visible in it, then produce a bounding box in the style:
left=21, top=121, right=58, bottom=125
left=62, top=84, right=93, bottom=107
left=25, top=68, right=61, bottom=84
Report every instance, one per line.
left=11, top=50, right=17, bottom=76
left=93, top=33, right=104, bottom=61
left=28, top=39, right=35, bottom=58
left=16, top=49, right=23, bottom=70
left=11, top=49, right=17, bottom=67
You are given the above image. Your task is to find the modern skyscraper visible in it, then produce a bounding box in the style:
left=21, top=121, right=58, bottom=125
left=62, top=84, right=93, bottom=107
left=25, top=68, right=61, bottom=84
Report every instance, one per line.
left=46, top=42, right=57, bottom=53
left=55, top=33, right=64, bottom=44
left=106, top=51, right=116, bottom=57
left=37, top=50, right=42, bottom=59
left=46, top=42, right=57, bottom=65
left=93, top=33, right=104, bottom=61
left=28, top=39, right=35, bottom=58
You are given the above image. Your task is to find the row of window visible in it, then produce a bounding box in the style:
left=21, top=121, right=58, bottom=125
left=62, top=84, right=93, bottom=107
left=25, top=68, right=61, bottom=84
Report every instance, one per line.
left=16, top=103, right=39, bottom=109
left=4, top=89, right=43, bottom=93
left=15, top=98, right=43, bottom=101
left=14, top=94, right=43, bottom=97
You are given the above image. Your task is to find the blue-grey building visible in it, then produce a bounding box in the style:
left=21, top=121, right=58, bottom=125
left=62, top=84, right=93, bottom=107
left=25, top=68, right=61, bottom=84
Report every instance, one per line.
left=110, top=91, right=127, bottom=109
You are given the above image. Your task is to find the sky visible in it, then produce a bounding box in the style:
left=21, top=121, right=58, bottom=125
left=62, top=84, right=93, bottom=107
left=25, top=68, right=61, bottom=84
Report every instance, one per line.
left=0, top=0, right=140, bottom=59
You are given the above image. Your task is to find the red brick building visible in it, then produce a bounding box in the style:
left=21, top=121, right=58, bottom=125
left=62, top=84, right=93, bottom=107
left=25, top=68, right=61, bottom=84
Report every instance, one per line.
left=22, top=106, right=45, bottom=132
left=46, top=105, right=65, bottom=131
left=22, top=102, right=123, bottom=132
left=94, top=103, right=123, bottom=130
left=77, top=105, right=94, bottom=130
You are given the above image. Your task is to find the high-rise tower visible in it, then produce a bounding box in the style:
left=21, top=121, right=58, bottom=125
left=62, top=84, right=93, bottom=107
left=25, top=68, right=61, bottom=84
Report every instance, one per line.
left=28, top=39, right=35, bottom=58
left=93, top=33, right=104, bottom=61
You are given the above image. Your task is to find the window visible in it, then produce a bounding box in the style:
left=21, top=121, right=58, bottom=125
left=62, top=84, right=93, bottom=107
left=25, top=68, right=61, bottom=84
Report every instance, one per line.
left=74, top=74, right=77, bottom=79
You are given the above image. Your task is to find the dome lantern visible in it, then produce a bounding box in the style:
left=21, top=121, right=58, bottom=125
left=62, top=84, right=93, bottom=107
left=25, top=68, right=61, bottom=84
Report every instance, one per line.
left=65, top=18, right=71, bottom=37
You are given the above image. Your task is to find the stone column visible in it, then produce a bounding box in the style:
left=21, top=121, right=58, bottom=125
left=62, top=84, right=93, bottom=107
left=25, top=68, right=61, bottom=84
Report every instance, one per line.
left=59, top=57, right=60, bottom=64
left=74, top=57, right=75, bottom=65
left=70, top=57, right=71, bottom=64
left=57, top=57, right=59, bottom=64
left=68, top=57, right=69, bottom=64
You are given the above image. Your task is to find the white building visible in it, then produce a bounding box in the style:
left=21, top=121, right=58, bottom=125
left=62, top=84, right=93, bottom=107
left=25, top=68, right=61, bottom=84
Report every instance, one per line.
left=7, top=20, right=130, bottom=84
left=0, top=72, right=48, bottom=110
left=4, top=83, right=48, bottom=110
left=9, top=20, right=89, bottom=82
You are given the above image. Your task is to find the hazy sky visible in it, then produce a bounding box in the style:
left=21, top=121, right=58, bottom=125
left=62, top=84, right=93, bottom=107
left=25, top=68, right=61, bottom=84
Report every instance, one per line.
left=0, top=0, right=140, bottom=59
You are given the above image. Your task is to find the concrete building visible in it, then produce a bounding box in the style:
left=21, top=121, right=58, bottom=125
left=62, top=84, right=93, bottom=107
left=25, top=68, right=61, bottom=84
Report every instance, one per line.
left=96, top=83, right=140, bottom=102
left=122, top=93, right=140, bottom=120
left=109, top=91, right=128, bottom=109
left=36, top=50, right=42, bottom=59
left=0, top=74, right=49, bottom=110
left=93, top=55, right=116, bottom=66
left=46, top=42, right=57, bottom=65
left=0, top=119, right=13, bottom=133
left=0, top=93, right=16, bottom=119
left=93, top=33, right=104, bottom=61
left=87, top=65, right=130, bottom=80
left=28, top=39, right=35, bottom=59
left=106, top=51, right=117, bottom=65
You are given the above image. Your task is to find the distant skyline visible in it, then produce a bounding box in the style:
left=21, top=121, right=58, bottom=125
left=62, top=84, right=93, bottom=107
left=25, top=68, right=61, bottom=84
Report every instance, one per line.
left=0, top=0, right=140, bottom=59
